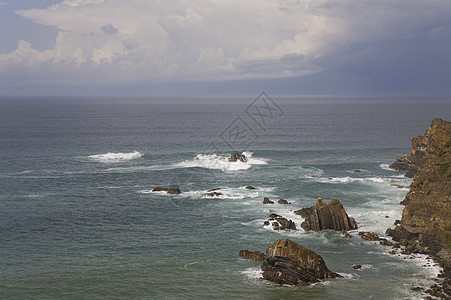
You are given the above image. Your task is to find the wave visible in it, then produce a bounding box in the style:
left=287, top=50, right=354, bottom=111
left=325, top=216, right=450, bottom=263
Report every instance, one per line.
left=88, top=151, right=143, bottom=163
left=316, top=176, right=387, bottom=184
left=380, top=163, right=396, bottom=171
left=173, top=152, right=267, bottom=171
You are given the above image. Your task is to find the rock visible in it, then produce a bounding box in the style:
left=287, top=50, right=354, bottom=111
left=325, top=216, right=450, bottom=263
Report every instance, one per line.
left=389, top=250, right=396, bottom=255
left=277, top=199, right=290, bottom=205
left=379, top=238, right=394, bottom=246
left=203, top=192, right=223, bottom=197
left=266, top=213, right=296, bottom=230
left=166, top=188, right=182, bottom=194
left=353, top=169, right=362, bottom=172
left=245, top=186, right=256, bottom=190
left=239, top=250, right=266, bottom=261
left=358, top=231, right=380, bottom=241
left=152, top=186, right=182, bottom=194
left=263, top=197, right=274, bottom=204
left=228, top=152, right=247, bottom=163
left=263, top=221, right=270, bottom=226
left=352, top=265, right=362, bottom=269
left=391, top=184, right=406, bottom=188
left=342, top=230, right=352, bottom=238
left=208, top=188, right=221, bottom=192
left=394, top=219, right=401, bottom=225
left=261, top=239, right=341, bottom=286
left=294, top=198, right=358, bottom=231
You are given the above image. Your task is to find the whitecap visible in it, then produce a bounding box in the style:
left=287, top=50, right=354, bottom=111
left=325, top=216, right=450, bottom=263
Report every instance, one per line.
left=316, top=176, right=387, bottom=184
left=88, top=151, right=142, bottom=163
left=173, top=152, right=267, bottom=171
left=241, top=267, right=263, bottom=280
left=380, top=163, right=396, bottom=171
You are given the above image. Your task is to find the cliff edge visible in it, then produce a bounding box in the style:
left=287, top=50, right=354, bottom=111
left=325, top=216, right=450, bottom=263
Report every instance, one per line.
left=387, top=118, right=451, bottom=298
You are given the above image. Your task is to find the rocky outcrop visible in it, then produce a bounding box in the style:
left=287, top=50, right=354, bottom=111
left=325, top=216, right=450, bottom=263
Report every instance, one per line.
left=261, top=239, right=341, bottom=285
left=203, top=192, right=223, bottom=197
left=262, top=197, right=274, bottom=204
left=265, top=213, right=296, bottom=230
left=359, top=231, right=380, bottom=241
left=238, top=250, right=266, bottom=261
left=245, top=186, right=256, bottom=190
left=229, top=152, right=247, bottom=162
left=386, top=119, right=451, bottom=299
left=152, top=186, right=182, bottom=194
left=277, top=199, right=290, bottom=205
left=294, top=198, right=357, bottom=231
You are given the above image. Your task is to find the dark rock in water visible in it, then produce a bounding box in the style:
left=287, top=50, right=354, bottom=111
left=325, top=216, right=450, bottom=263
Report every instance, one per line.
left=394, top=219, right=401, bottom=225
left=353, top=169, right=362, bottom=172
left=263, top=221, right=270, bottom=226
left=390, top=184, right=406, bottom=189
left=239, top=250, right=266, bottom=261
left=342, top=231, right=352, bottom=238
left=261, top=239, right=341, bottom=286
left=263, top=197, right=274, bottom=204
left=352, top=265, right=362, bottom=269
left=294, top=198, right=357, bottom=231
left=245, top=186, right=256, bottom=190
left=228, top=152, right=247, bottom=163
left=203, top=192, right=223, bottom=197
left=358, top=231, right=380, bottom=241
left=167, top=188, right=182, bottom=194
left=152, top=186, right=182, bottom=194
left=266, top=213, right=296, bottom=230
left=277, top=199, right=290, bottom=205
left=208, top=188, right=221, bottom=192
left=379, top=238, right=394, bottom=246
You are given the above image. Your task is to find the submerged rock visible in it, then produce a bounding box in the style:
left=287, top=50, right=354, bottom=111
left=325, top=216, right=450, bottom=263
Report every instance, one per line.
left=238, top=250, right=266, bottom=261
left=262, top=197, right=274, bottom=204
left=203, top=192, right=223, bottom=197
left=228, top=152, right=247, bottom=162
left=294, top=198, right=357, bottom=231
left=261, top=239, right=341, bottom=285
left=245, top=186, right=256, bottom=190
left=152, top=186, right=182, bottom=194
left=266, top=213, right=296, bottom=230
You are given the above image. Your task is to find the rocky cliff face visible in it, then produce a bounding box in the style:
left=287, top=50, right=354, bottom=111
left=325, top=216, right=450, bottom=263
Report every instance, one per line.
left=389, top=119, right=451, bottom=251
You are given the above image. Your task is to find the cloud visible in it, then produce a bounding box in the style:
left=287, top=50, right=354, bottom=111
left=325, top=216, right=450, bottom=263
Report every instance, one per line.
left=1, top=0, right=451, bottom=91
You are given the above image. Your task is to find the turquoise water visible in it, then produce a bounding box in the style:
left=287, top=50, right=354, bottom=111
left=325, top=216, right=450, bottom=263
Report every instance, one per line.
left=1, top=97, right=450, bottom=299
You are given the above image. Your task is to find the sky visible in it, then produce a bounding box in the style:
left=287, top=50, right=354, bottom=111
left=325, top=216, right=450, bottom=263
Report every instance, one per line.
left=0, top=0, right=451, bottom=97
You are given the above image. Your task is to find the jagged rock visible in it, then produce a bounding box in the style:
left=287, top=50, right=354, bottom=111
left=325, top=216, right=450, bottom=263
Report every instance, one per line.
left=245, top=186, right=256, bottom=190
left=294, top=198, right=357, bottom=231
left=277, top=199, right=290, bottom=205
left=208, top=188, right=221, bottom=192
left=267, top=213, right=296, bottom=230
left=261, top=239, right=341, bottom=285
left=152, top=186, right=182, bottom=194
left=379, top=238, right=394, bottom=246
left=238, top=250, right=266, bottom=261
left=203, top=192, right=223, bottom=197
left=391, top=184, right=406, bottom=188
left=358, top=231, right=380, bottom=241
left=228, top=152, right=247, bottom=162
left=342, top=231, right=352, bottom=238
left=352, top=265, right=362, bottom=269
left=263, top=197, right=274, bottom=204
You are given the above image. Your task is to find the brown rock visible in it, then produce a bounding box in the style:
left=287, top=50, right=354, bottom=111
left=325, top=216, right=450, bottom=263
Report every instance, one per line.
left=294, top=198, right=358, bottom=231
left=358, top=231, right=380, bottom=241
left=245, top=186, right=256, bottom=190
left=263, top=197, right=274, bottom=204
left=152, top=186, right=182, bottom=194
left=239, top=250, right=266, bottom=261
left=277, top=199, right=290, bottom=205
left=352, top=264, right=362, bottom=269
left=228, top=152, right=247, bottom=162
left=261, top=239, right=341, bottom=286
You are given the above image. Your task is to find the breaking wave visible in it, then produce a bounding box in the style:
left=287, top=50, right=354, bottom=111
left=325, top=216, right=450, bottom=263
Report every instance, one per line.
left=174, top=152, right=267, bottom=171
left=88, top=151, right=143, bottom=163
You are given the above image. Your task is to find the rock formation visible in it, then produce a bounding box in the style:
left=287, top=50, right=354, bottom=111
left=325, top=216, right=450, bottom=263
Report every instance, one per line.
left=245, top=186, right=256, bottom=190
left=203, top=192, right=223, bottom=197
left=262, top=197, right=274, bottom=204
left=386, top=119, right=451, bottom=299
left=238, top=250, right=266, bottom=261
left=152, top=186, right=182, bottom=194
left=265, top=213, right=296, bottom=230
left=294, top=198, right=357, bottom=231
left=277, top=199, right=290, bottom=205
left=261, top=239, right=341, bottom=285
left=229, top=152, right=247, bottom=162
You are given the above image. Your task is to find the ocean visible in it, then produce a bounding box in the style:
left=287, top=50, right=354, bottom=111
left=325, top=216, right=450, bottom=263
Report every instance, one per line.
left=0, top=96, right=450, bottom=299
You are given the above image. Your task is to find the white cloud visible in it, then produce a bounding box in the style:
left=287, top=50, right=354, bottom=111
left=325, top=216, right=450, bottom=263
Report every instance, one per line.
left=1, top=0, right=451, bottom=87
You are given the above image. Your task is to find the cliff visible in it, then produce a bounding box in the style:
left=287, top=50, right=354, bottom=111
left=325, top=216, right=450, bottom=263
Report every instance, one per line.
left=387, top=119, right=451, bottom=298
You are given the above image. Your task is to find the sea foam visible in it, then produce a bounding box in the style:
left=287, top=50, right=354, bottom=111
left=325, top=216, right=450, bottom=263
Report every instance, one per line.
left=88, top=151, right=143, bottom=163
left=174, top=152, right=267, bottom=171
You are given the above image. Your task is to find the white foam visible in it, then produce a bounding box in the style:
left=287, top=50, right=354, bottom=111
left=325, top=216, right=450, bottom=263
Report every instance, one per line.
left=316, top=176, right=387, bottom=184
left=89, top=151, right=142, bottom=163
left=380, top=163, right=396, bottom=171
left=241, top=267, right=263, bottom=280
left=174, top=152, right=267, bottom=171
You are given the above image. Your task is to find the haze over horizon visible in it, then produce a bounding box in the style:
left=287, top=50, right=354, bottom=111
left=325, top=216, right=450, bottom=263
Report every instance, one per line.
left=1, top=0, right=451, bottom=97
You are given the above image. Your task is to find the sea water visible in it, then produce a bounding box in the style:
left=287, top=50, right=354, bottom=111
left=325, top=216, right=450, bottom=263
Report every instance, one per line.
left=0, top=96, right=450, bottom=299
